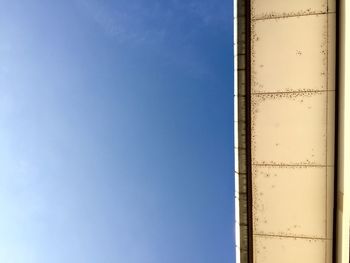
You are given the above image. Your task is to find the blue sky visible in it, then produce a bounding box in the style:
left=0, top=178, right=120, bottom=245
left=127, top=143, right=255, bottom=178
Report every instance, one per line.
left=0, top=0, right=233, bottom=262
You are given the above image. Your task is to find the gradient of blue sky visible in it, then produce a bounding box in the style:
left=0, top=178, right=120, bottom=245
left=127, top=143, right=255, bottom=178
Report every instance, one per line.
left=0, top=0, right=233, bottom=262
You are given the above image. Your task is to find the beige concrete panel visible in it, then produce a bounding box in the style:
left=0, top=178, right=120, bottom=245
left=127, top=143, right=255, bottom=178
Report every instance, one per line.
left=252, top=15, right=327, bottom=93
left=238, top=70, right=246, bottom=96
left=326, top=167, right=334, bottom=239
left=238, top=148, right=247, bottom=173
left=327, top=91, right=335, bottom=165
left=237, top=121, right=246, bottom=149
left=251, top=92, right=327, bottom=165
left=328, top=0, right=336, bottom=13
left=237, top=54, right=246, bottom=70
left=237, top=17, right=246, bottom=45
left=240, top=249, right=248, bottom=263
left=237, top=0, right=245, bottom=17
left=240, top=226, right=249, bottom=250
left=237, top=40, right=246, bottom=56
left=254, top=235, right=326, bottom=263
left=235, top=144, right=247, bottom=174
left=326, top=239, right=332, bottom=263
left=237, top=96, right=246, bottom=122
left=238, top=172, right=247, bottom=193
left=239, top=193, right=248, bottom=225
left=251, top=0, right=327, bottom=20
left=328, top=13, right=336, bottom=92
left=253, top=166, right=327, bottom=238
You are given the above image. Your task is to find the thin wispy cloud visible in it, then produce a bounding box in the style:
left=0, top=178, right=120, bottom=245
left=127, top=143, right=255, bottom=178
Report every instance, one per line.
left=74, top=0, right=230, bottom=79
left=75, top=0, right=166, bottom=44
left=75, top=0, right=229, bottom=45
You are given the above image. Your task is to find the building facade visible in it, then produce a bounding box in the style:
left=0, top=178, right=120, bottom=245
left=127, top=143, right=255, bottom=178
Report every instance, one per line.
left=234, top=1, right=350, bottom=262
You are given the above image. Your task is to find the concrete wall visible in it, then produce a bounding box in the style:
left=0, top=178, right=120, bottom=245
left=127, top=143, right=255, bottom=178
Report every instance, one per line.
left=235, top=0, right=339, bottom=262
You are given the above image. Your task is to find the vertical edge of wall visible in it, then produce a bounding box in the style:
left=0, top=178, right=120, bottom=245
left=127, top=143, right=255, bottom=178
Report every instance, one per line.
left=244, top=0, right=253, bottom=262
left=337, top=0, right=350, bottom=262
left=234, top=0, right=253, bottom=263
left=233, top=0, right=240, bottom=261
left=333, top=0, right=339, bottom=261
left=334, top=0, right=340, bottom=261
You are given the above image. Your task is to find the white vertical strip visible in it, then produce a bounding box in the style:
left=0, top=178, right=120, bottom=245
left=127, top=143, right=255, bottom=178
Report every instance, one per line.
left=233, top=1, right=241, bottom=262
left=338, top=0, right=350, bottom=262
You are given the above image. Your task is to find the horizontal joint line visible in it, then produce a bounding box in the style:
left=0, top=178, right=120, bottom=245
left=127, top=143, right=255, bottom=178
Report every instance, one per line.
left=254, top=233, right=331, bottom=241
left=253, top=12, right=328, bottom=21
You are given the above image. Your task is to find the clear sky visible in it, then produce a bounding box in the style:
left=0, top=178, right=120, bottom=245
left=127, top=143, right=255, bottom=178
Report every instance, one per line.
left=0, top=0, right=233, bottom=262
